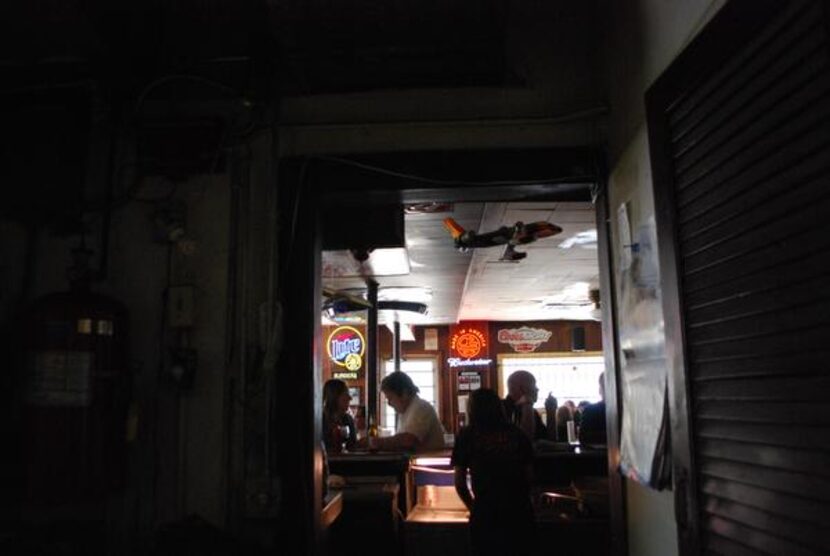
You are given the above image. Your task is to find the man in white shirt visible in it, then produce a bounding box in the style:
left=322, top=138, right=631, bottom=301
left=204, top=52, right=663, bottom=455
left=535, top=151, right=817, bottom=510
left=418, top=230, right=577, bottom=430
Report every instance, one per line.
left=368, top=371, right=445, bottom=453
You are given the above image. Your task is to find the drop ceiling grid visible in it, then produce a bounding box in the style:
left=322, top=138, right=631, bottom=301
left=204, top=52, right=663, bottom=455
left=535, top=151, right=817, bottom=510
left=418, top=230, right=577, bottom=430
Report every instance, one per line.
left=457, top=201, right=599, bottom=322
left=322, top=201, right=599, bottom=325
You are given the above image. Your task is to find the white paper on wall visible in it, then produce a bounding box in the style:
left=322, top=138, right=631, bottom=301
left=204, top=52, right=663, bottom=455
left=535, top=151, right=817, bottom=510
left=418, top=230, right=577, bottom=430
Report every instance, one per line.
left=616, top=210, right=671, bottom=488
left=457, top=395, right=468, bottom=414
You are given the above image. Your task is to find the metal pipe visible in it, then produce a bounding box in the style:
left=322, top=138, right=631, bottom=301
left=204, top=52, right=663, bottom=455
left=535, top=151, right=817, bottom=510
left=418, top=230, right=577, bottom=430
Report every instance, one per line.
left=278, top=106, right=608, bottom=131
left=366, top=279, right=379, bottom=426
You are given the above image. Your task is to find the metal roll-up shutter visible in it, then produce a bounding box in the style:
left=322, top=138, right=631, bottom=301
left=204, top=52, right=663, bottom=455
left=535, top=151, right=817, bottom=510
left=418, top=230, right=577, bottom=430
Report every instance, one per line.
left=647, top=1, right=830, bottom=554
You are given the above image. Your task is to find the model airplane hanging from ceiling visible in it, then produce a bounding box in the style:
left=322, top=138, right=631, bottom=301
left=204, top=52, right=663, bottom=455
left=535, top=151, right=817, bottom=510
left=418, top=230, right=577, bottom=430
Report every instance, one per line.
left=443, top=217, right=563, bottom=261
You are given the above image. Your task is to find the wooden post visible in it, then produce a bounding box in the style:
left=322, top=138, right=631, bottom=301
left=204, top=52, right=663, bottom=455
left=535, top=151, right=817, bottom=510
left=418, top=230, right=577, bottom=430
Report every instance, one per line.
left=366, top=279, right=379, bottom=426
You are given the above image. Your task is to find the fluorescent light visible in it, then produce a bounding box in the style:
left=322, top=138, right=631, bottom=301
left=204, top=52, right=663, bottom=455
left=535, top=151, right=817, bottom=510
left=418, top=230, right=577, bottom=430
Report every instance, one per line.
left=333, top=314, right=365, bottom=324
left=558, top=230, right=597, bottom=249
left=563, top=281, right=591, bottom=297
left=541, top=282, right=591, bottom=306
left=322, top=247, right=411, bottom=278
left=367, top=248, right=411, bottom=276
left=541, top=306, right=597, bottom=321
left=413, top=457, right=451, bottom=466
left=378, top=287, right=433, bottom=303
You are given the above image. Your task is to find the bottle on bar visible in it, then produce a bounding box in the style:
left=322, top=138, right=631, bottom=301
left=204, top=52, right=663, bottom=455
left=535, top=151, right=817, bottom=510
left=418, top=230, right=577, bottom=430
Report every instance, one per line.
left=368, top=414, right=378, bottom=439
left=366, top=415, right=380, bottom=451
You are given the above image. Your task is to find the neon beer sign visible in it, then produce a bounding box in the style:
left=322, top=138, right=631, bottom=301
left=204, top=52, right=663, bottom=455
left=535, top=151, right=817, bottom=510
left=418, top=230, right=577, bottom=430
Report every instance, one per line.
left=497, top=326, right=552, bottom=353
left=327, top=326, right=365, bottom=371
left=448, top=324, right=491, bottom=368
left=450, top=328, right=486, bottom=358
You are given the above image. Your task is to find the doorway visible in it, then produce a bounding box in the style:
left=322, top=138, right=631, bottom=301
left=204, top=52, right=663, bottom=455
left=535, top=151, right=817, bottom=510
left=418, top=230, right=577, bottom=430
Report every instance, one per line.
left=277, top=148, right=624, bottom=555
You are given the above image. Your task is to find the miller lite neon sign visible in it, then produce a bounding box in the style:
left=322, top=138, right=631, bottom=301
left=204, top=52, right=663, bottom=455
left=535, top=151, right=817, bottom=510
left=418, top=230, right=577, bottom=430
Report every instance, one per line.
left=327, top=326, right=365, bottom=371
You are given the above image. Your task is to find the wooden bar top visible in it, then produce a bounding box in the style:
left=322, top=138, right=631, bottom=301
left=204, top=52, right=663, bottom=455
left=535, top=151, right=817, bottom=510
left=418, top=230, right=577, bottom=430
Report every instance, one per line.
left=321, top=491, right=343, bottom=529
left=327, top=451, right=412, bottom=463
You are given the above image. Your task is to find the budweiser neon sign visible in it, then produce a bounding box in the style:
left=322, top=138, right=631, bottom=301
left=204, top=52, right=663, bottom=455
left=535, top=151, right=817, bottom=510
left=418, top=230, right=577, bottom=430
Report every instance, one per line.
left=447, top=357, right=492, bottom=368
left=450, top=328, right=486, bottom=359
left=497, top=326, right=552, bottom=353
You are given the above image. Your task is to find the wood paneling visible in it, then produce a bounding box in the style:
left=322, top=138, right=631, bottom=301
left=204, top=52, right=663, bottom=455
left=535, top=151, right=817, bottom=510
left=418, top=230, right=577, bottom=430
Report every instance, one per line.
left=369, top=321, right=602, bottom=432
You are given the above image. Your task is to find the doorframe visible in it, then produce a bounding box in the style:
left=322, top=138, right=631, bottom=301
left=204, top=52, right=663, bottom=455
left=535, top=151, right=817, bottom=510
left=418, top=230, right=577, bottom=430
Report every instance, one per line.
left=276, top=149, right=626, bottom=554
left=596, top=184, right=627, bottom=556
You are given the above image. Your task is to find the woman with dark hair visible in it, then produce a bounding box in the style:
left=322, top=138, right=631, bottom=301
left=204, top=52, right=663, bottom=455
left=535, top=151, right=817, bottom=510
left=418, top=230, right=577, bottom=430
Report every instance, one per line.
left=363, top=371, right=445, bottom=453
left=452, top=388, right=535, bottom=556
left=322, top=379, right=356, bottom=453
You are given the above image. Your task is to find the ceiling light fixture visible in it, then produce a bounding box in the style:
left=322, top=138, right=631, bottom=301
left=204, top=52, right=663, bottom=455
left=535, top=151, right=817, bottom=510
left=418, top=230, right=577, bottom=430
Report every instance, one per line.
left=378, top=286, right=433, bottom=303
left=558, top=230, right=598, bottom=249
left=322, top=247, right=411, bottom=278
left=542, top=300, right=593, bottom=309
left=404, top=202, right=454, bottom=214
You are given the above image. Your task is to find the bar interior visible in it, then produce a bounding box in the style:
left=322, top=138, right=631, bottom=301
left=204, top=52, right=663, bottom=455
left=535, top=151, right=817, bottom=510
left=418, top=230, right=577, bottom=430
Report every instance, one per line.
left=319, top=200, right=613, bottom=555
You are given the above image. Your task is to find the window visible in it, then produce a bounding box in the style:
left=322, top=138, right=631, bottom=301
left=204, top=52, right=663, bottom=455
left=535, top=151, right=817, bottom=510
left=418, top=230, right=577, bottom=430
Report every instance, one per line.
left=500, top=355, right=605, bottom=408
left=382, top=358, right=438, bottom=432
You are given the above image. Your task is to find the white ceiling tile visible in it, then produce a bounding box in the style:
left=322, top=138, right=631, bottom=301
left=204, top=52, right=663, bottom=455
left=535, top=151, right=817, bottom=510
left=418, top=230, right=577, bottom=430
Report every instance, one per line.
left=323, top=201, right=600, bottom=325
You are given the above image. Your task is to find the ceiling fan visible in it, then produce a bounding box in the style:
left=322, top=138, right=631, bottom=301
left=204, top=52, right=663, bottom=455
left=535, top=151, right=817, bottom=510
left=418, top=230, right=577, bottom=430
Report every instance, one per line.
left=322, top=287, right=428, bottom=318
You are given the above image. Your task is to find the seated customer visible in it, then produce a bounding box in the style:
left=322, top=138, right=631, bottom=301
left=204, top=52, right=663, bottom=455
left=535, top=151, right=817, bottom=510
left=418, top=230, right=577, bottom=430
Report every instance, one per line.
left=366, top=371, right=445, bottom=453
left=453, top=388, right=535, bottom=556
left=502, top=370, right=546, bottom=441
left=579, top=373, right=607, bottom=445
left=322, top=379, right=357, bottom=453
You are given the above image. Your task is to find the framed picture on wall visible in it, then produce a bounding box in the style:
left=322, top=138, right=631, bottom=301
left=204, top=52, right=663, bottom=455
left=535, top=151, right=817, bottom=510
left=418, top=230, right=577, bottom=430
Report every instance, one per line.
left=348, top=387, right=361, bottom=405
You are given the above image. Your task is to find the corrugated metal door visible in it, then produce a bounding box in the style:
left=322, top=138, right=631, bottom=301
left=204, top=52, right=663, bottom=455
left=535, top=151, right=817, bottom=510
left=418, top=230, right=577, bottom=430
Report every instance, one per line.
left=647, top=1, right=830, bottom=555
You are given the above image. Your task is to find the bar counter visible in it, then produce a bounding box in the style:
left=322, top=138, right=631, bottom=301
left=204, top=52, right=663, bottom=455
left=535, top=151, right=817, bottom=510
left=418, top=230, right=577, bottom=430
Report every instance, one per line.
left=328, top=443, right=609, bottom=511
left=326, top=444, right=610, bottom=555
left=327, top=451, right=411, bottom=477
left=321, top=490, right=343, bottom=529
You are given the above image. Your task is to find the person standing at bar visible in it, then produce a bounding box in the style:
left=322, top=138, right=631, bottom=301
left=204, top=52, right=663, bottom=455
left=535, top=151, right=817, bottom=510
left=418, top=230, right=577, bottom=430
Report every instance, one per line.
left=363, top=371, right=445, bottom=453
left=322, top=379, right=357, bottom=453
left=544, top=391, right=559, bottom=440
left=452, top=388, right=535, bottom=556
left=503, top=370, right=546, bottom=441
left=579, top=372, right=607, bottom=445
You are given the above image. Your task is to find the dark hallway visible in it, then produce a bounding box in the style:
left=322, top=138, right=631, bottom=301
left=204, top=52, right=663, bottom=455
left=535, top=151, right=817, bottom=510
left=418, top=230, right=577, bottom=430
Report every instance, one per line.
left=1, top=1, right=829, bottom=555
